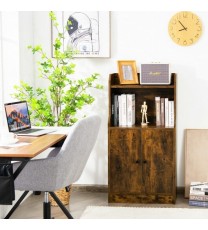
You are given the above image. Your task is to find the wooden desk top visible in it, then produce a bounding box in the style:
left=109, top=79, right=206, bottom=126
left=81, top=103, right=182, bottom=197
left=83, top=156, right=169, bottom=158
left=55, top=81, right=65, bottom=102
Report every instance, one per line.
left=0, top=134, right=66, bottom=158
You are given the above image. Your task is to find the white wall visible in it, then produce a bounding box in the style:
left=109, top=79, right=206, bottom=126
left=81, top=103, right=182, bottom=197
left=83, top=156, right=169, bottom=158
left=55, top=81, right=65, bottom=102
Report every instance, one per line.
left=0, top=12, right=21, bottom=127
left=0, top=11, right=34, bottom=218
left=17, top=11, right=208, bottom=187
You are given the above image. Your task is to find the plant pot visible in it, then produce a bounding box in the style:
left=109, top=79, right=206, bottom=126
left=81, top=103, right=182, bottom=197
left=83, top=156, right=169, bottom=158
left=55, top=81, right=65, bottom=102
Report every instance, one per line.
left=49, top=185, right=72, bottom=206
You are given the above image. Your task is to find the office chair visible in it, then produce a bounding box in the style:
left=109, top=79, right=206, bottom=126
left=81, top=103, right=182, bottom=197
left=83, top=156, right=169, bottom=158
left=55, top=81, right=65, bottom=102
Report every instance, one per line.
left=5, top=114, right=101, bottom=219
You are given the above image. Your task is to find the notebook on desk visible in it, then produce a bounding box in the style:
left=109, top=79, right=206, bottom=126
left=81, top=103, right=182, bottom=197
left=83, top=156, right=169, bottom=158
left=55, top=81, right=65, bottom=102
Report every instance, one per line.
left=4, top=101, right=56, bottom=136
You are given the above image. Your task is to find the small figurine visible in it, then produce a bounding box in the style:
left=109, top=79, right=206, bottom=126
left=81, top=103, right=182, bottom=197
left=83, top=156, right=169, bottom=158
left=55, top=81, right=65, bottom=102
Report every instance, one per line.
left=141, top=101, right=149, bottom=125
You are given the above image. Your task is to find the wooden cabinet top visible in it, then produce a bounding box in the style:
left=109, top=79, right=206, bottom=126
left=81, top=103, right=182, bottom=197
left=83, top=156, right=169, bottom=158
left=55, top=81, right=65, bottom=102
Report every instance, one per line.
left=109, top=73, right=176, bottom=89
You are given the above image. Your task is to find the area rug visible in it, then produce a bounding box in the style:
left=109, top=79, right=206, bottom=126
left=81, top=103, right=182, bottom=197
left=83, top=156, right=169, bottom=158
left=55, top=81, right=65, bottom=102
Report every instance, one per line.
left=80, top=206, right=208, bottom=219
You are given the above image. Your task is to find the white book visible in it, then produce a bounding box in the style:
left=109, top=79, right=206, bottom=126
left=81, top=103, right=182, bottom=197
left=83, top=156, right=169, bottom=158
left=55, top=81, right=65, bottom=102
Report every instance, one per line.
left=160, top=98, right=165, bottom=126
left=118, top=95, right=122, bottom=126
left=121, top=94, right=127, bottom=126
left=118, top=94, right=127, bottom=127
left=155, top=97, right=161, bottom=126
left=165, top=98, right=169, bottom=127
left=168, top=101, right=174, bottom=127
left=113, top=95, right=118, bottom=126
left=190, top=182, right=208, bottom=195
left=127, top=94, right=135, bottom=126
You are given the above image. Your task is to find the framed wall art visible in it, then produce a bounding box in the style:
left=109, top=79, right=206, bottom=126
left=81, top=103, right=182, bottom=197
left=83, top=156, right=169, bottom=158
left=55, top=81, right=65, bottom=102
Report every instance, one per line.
left=52, top=11, right=110, bottom=58
left=117, top=60, right=139, bottom=84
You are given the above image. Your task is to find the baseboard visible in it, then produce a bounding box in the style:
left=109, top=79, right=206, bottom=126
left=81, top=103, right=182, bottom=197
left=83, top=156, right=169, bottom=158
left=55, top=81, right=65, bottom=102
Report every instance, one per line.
left=72, top=184, right=185, bottom=195
left=71, top=184, right=108, bottom=193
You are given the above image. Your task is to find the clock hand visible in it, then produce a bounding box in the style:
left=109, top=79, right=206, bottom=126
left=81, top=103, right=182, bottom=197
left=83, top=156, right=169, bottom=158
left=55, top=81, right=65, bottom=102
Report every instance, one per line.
left=179, top=28, right=187, bottom=31
left=178, top=20, right=187, bottom=31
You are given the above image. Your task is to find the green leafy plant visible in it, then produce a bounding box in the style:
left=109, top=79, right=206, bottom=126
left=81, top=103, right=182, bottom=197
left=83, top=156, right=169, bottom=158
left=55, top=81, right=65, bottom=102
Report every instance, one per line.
left=12, top=11, right=103, bottom=127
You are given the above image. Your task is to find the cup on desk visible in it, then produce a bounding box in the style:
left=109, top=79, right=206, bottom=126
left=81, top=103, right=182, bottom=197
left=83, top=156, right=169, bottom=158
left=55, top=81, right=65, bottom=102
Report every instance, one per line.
left=0, top=132, right=18, bottom=144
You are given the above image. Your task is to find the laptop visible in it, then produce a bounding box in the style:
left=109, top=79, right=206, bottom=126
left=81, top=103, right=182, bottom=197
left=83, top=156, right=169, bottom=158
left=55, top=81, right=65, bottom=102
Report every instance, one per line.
left=4, top=101, right=56, bottom=136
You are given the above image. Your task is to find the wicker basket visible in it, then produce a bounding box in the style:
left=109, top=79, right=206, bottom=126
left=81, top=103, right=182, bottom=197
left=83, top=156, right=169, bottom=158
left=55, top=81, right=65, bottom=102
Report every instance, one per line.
left=49, top=186, right=71, bottom=206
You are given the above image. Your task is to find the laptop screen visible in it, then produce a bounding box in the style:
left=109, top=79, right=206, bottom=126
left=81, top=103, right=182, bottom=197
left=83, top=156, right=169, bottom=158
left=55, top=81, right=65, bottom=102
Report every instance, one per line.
left=4, top=101, right=31, bottom=132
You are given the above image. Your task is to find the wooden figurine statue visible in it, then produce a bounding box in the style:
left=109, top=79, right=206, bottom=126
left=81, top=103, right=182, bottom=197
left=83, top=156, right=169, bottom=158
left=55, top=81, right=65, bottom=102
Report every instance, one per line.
left=141, top=101, right=149, bottom=125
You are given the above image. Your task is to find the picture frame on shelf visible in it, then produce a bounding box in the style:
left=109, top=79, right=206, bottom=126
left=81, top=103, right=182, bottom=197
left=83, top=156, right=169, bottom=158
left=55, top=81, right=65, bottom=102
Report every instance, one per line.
left=51, top=11, right=110, bottom=58
left=117, top=60, right=139, bottom=84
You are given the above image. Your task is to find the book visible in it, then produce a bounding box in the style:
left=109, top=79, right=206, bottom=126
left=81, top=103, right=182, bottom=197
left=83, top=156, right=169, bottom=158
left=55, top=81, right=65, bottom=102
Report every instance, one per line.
left=127, top=94, right=135, bottom=126
left=121, top=94, right=127, bottom=126
left=190, top=182, right=208, bottom=192
left=155, top=97, right=161, bottom=126
left=111, top=94, right=115, bottom=125
left=190, top=190, right=208, bottom=195
left=164, top=98, right=169, bottom=127
left=118, top=94, right=127, bottom=126
left=114, top=95, right=119, bottom=126
left=189, top=200, right=208, bottom=207
left=118, top=95, right=122, bottom=126
left=189, top=194, right=208, bottom=202
left=160, top=98, right=165, bottom=126
left=168, top=101, right=174, bottom=127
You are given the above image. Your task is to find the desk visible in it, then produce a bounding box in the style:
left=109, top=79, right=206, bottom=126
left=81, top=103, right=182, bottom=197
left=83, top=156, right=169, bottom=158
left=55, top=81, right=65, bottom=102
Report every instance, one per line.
left=0, top=134, right=66, bottom=158
left=0, top=134, right=67, bottom=218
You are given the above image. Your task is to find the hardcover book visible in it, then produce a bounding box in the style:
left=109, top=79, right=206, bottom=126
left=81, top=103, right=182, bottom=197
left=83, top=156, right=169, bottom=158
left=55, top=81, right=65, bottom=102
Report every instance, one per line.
left=168, top=101, right=174, bottom=127
left=164, top=98, right=169, bottom=127
left=114, top=95, right=119, bottom=126
left=121, top=94, right=127, bottom=126
left=189, top=194, right=208, bottom=202
left=189, top=200, right=208, bottom=207
left=127, top=94, right=135, bottom=126
left=160, top=98, right=165, bottom=126
left=155, top=96, right=161, bottom=126
left=118, top=95, right=122, bottom=126
left=190, top=182, right=208, bottom=194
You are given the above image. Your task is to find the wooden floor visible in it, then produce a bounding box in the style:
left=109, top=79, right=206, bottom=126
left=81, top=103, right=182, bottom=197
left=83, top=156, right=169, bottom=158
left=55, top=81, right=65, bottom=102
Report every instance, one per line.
left=8, top=190, right=193, bottom=219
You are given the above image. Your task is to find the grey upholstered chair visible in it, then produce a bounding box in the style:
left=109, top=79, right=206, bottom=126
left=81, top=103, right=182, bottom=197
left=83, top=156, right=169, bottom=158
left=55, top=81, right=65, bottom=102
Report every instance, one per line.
left=6, top=114, right=101, bottom=219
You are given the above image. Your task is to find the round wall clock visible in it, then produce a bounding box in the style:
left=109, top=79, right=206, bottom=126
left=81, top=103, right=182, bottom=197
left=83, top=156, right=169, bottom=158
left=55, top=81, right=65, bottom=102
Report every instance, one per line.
left=168, top=11, right=202, bottom=46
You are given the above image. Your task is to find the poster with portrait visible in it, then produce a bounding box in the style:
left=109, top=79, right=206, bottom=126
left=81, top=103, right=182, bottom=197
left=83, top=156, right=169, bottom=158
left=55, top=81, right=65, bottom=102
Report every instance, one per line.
left=52, top=11, right=110, bottom=58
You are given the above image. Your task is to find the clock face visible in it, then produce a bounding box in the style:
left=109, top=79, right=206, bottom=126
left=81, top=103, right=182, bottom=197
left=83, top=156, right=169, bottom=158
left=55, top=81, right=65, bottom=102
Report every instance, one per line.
left=168, top=11, right=202, bottom=46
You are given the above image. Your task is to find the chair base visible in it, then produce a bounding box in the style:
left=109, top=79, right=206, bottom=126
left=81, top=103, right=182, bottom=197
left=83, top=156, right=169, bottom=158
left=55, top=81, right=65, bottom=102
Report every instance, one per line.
left=4, top=190, right=73, bottom=219
left=49, top=192, right=73, bottom=219
left=43, top=201, right=51, bottom=219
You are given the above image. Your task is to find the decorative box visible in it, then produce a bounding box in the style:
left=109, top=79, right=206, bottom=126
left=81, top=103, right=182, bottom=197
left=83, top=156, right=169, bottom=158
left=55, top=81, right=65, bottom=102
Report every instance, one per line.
left=140, top=64, right=170, bottom=85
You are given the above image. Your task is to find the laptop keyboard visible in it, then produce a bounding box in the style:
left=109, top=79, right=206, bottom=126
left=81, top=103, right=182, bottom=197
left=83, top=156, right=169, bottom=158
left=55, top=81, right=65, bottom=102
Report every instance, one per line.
left=18, top=128, right=43, bottom=134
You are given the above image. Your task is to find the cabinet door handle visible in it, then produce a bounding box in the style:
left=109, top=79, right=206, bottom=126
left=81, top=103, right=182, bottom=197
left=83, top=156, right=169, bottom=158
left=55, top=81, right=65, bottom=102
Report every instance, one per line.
left=143, top=160, right=147, bottom=164
left=135, top=160, right=141, bottom=164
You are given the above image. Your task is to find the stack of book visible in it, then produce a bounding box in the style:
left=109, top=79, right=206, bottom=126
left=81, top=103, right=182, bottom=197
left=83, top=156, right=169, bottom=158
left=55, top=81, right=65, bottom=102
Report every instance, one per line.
left=112, top=94, right=135, bottom=127
left=189, top=182, right=208, bottom=207
left=155, top=96, right=174, bottom=127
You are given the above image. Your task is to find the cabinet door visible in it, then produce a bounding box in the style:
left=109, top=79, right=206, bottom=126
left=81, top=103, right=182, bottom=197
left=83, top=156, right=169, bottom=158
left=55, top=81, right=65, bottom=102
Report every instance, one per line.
left=142, top=129, right=175, bottom=195
left=109, top=129, right=143, bottom=194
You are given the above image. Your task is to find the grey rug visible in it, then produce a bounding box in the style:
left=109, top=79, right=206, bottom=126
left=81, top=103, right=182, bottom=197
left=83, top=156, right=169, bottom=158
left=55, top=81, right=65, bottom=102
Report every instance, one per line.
left=81, top=206, right=208, bottom=219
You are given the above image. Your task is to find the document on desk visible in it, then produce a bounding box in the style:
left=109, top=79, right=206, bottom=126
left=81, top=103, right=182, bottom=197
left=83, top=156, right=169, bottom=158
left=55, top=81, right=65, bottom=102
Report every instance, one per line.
left=0, top=142, right=30, bottom=148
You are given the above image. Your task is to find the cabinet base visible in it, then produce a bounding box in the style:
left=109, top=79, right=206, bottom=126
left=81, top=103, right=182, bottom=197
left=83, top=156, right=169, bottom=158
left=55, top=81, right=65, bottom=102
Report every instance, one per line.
left=109, top=194, right=176, bottom=204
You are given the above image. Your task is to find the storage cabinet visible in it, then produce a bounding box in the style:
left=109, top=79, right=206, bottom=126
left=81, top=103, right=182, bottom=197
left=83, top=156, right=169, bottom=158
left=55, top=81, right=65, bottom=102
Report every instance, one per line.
left=108, top=73, right=176, bottom=204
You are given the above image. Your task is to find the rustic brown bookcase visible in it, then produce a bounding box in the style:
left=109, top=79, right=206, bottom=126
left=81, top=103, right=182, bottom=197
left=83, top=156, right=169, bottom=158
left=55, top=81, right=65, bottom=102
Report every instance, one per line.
left=108, top=73, right=176, bottom=204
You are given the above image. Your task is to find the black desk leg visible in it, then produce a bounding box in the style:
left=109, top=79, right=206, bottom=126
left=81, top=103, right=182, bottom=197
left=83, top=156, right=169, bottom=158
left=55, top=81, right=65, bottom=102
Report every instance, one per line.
left=4, top=191, right=29, bottom=219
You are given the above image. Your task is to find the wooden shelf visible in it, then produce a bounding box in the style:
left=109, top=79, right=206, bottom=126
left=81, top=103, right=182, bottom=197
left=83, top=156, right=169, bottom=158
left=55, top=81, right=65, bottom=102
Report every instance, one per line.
left=109, top=125, right=175, bottom=129
left=111, top=84, right=175, bottom=89
left=108, top=72, right=176, bottom=204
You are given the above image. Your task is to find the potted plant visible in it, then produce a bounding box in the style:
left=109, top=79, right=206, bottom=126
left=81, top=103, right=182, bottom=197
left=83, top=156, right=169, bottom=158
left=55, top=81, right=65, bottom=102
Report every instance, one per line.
left=12, top=11, right=103, bottom=127
left=12, top=11, right=103, bottom=206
